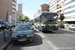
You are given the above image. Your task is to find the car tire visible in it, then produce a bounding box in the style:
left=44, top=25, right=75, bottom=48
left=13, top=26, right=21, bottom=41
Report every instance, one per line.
left=38, top=26, right=41, bottom=31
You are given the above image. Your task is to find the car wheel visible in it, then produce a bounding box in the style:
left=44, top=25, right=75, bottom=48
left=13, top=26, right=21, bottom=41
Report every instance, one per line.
left=38, top=27, right=41, bottom=31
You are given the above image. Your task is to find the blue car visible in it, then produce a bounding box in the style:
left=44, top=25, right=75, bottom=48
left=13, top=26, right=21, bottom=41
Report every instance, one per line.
left=11, top=24, right=34, bottom=44
left=0, top=20, right=9, bottom=29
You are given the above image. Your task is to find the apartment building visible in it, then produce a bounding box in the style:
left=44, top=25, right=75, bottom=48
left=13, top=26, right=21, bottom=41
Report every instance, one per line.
left=40, top=4, right=49, bottom=12
left=34, top=4, right=49, bottom=18
left=0, top=0, right=17, bottom=21
left=49, top=0, right=65, bottom=20
left=49, top=0, right=75, bottom=24
left=12, top=0, right=17, bottom=21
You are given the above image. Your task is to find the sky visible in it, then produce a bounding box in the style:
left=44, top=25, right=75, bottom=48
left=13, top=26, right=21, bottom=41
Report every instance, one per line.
left=17, top=0, right=50, bottom=20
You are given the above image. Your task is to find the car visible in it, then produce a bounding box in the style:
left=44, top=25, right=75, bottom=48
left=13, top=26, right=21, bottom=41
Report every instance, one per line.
left=69, top=24, right=75, bottom=31
left=24, top=23, right=32, bottom=27
left=11, top=21, right=15, bottom=27
left=58, top=24, right=65, bottom=28
left=31, top=22, right=34, bottom=25
left=0, top=20, right=9, bottom=29
left=11, top=24, right=34, bottom=44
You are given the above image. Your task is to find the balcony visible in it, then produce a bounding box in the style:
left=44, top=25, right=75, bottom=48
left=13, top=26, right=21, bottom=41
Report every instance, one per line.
left=13, top=0, right=16, bottom=3
left=12, top=9, right=16, bottom=13
left=12, top=2, right=16, bottom=5
left=12, top=5, right=16, bottom=9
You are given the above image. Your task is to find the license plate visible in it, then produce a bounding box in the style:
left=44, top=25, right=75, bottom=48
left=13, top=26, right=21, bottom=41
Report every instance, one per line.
left=18, top=39, right=26, bottom=41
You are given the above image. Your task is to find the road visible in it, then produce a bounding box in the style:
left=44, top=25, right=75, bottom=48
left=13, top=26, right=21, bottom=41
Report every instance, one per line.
left=6, top=28, right=75, bottom=50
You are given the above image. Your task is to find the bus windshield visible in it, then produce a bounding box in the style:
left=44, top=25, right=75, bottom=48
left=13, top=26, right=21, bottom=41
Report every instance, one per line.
left=44, top=18, right=57, bottom=24
left=43, top=15, right=57, bottom=24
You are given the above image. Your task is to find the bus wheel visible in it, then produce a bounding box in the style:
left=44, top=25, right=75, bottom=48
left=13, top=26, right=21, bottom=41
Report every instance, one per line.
left=38, top=27, right=41, bottom=31
left=41, top=29, right=43, bottom=32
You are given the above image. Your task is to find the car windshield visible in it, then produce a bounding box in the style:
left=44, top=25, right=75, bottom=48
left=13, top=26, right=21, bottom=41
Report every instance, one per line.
left=14, top=25, right=31, bottom=31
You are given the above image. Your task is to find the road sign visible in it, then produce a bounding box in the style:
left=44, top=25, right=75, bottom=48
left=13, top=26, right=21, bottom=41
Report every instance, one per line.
left=18, top=4, right=22, bottom=16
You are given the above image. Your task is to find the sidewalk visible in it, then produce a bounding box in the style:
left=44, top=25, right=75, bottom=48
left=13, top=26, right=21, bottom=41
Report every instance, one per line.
left=0, top=30, right=11, bottom=50
left=59, top=28, right=75, bottom=33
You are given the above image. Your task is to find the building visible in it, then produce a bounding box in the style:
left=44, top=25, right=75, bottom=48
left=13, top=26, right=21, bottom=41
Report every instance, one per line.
left=36, top=10, right=41, bottom=17
left=12, top=0, right=17, bottom=21
left=34, top=4, right=49, bottom=18
left=0, top=0, right=17, bottom=21
left=64, top=0, right=75, bottom=24
left=49, top=0, right=75, bottom=24
left=40, top=4, right=49, bottom=12
left=49, top=0, right=65, bottom=20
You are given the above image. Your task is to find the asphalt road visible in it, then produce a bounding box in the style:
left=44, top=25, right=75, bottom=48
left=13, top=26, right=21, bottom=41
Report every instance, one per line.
left=6, top=28, right=75, bottom=50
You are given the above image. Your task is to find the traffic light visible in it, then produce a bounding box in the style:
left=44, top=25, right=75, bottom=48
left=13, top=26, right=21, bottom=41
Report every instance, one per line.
left=60, top=14, right=65, bottom=21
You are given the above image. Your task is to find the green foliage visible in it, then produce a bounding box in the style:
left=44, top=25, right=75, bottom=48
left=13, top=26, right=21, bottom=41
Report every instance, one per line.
left=31, top=20, right=34, bottom=22
left=25, top=16, right=29, bottom=22
left=58, top=22, right=66, bottom=24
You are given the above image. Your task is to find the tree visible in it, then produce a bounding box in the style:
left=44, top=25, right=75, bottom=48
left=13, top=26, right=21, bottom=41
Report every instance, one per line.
left=60, top=14, right=65, bottom=21
left=31, top=19, right=34, bottom=22
left=25, top=16, right=29, bottom=22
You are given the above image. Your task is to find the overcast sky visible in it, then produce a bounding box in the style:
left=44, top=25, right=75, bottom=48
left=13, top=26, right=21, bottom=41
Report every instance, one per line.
left=17, top=0, right=50, bottom=20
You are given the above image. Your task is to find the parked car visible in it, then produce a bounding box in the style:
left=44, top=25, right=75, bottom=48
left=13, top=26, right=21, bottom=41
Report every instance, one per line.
left=32, top=22, right=34, bottom=25
left=69, top=24, right=75, bottom=31
left=0, top=20, right=9, bottom=29
left=11, top=24, right=34, bottom=44
left=24, top=23, right=32, bottom=27
left=23, top=23, right=34, bottom=30
left=58, top=24, right=65, bottom=28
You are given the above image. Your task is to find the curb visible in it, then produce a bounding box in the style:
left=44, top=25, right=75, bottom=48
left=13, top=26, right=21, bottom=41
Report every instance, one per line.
left=1, top=40, right=11, bottom=50
left=59, top=28, right=75, bottom=33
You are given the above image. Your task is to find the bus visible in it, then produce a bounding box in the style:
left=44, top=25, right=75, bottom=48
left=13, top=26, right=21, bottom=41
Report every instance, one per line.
left=34, top=12, right=58, bottom=32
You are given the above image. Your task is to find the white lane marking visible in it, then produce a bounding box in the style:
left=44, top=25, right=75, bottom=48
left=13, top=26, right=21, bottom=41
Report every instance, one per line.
left=34, top=27, right=45, bottom=39
left=39, top=33, right=45, bottom=39
left=46, top=41, right=59, bottom=50
left=35, top=32, right=45, bottom=39
left=64, top=34, right=75, bottom=38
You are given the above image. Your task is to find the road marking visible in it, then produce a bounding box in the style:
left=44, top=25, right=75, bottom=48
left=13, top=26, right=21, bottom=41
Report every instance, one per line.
left=34, top=27, right=45, bottom=39
left=46, top=41, right=59, bottom=50
left=39, top=33, right=45, bottom=39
